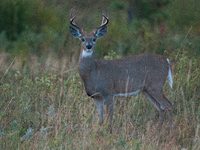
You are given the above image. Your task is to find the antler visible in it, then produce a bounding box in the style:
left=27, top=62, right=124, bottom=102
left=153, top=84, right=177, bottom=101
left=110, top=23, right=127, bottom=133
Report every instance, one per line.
left=94, top=7, right=109, bottom=31
left=70, top=7, right=85, bottom=32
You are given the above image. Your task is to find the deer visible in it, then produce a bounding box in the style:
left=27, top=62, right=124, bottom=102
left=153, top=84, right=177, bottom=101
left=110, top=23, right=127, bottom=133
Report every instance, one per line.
left=69, top=7, right=173, bottom=133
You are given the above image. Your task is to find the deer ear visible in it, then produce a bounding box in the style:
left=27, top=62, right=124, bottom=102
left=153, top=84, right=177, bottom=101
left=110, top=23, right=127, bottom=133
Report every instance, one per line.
left=96, top=26, right=107, bottom=38
left=70, top=26, right=81, bottom=38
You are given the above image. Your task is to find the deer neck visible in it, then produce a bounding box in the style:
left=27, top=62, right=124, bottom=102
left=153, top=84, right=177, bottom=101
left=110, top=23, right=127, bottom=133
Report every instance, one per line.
left=78, top=49, right=96, bottom=78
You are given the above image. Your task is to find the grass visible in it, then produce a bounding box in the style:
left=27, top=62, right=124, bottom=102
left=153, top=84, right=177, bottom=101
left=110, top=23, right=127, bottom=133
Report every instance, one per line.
left=0, top=48, right=199, bottom=150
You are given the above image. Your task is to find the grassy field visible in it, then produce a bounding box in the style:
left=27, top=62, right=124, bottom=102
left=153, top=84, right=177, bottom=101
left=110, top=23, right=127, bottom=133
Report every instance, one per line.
left=0, top=47, right=199, bottom=150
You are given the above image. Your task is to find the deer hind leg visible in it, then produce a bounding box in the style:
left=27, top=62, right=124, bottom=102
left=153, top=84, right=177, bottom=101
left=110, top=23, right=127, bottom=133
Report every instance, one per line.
left=146, top=89, right=173, bottom=132
left=94, top=98, right=104, bottom=125
left=143, top=91, right=165, bottom=131
left=163, top=94, right=173, bottom=132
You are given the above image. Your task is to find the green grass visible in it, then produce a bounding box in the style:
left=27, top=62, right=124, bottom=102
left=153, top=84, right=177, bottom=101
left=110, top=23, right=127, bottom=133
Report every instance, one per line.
left=0, top=49, right=199, bottom=150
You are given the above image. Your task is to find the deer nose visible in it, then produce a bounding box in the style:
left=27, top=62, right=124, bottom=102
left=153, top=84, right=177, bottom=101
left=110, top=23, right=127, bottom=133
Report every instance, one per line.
left=86, top=44, right=92, bottom=49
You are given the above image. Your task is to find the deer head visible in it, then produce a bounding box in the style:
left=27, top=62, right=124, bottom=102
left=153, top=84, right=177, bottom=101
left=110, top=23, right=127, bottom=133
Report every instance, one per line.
left=69, top=7, right=109, bottom=57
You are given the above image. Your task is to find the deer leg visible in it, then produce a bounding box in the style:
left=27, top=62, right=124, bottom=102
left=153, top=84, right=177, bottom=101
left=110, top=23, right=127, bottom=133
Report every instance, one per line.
left=156, top=93, right=173, bottom=132
left=105, top=96, right=114, bottom=134
left=158, top=109, right=165, bottom=131
left=94, top=98, right=104, bottom=125
left=147, top=90, right=173, bottom=132
left=143, top=91, right=165, bottom=131
left=163, top=94, right=173, bottom=132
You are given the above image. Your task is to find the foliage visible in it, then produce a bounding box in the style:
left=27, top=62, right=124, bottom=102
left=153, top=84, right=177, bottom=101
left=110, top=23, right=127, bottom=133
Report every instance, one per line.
left=0, top=0, right=61, bottom=40
left=0, top=0, right=199, bottom=59
left=129, top=0, right=170, bottom=23
left=166, top=0, right=200, bottom=27
left=0, top=0, right=64, bottom=57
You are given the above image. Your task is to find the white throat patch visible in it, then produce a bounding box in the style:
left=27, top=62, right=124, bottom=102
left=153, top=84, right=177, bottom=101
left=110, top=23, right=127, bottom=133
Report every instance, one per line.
left=82, top=50, right=93, bottom=58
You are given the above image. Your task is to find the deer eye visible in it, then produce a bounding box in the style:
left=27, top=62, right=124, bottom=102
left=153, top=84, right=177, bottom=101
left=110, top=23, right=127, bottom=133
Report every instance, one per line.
left=81, top=38, right=85, bottom=42
left=92, top=38, right=96, bottom=42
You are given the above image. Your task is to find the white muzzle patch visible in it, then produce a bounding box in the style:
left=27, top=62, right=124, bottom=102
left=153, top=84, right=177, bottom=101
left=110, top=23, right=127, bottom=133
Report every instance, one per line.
left=82, top=49, right=93, bottom=58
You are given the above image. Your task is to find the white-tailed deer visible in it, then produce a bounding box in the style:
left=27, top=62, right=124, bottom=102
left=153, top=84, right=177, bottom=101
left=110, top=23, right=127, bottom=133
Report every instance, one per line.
left=69, top=7, right=173, bottom=133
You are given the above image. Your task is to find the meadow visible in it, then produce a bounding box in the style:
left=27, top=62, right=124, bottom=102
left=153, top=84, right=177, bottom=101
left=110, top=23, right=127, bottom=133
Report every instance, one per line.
left=0, top=0, right=200, bottom=149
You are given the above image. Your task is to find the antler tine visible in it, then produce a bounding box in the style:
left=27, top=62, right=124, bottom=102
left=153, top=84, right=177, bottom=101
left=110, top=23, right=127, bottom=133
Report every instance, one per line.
left=82, top=22, right=85, bottom=31
left=70, top=7, right=75, bottom=21
left=95, top=7, right=109, bottom=30
left=101, top=9, right=105, bottom=25
left=70, top=7, right=84, bottom=32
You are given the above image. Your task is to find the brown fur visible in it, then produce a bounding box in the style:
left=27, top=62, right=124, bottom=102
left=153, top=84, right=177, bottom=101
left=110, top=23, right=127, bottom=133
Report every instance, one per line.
left=70, top=9, right=173, bottom=133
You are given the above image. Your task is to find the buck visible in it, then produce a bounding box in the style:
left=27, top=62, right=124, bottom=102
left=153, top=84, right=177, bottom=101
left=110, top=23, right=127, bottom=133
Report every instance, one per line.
left=69, top=7, right=173, bottom=133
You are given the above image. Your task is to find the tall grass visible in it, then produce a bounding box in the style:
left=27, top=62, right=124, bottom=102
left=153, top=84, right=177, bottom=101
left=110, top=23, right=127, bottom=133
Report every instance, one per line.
left=0, top=48, right=199, bottom=149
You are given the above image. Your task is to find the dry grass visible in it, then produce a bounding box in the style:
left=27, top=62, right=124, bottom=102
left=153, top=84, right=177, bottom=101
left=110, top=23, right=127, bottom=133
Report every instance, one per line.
left=0, top=50, right=199, bottom=150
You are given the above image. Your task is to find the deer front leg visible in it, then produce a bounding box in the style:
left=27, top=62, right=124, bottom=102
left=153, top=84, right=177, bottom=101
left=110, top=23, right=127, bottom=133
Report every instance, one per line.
left=105, top=96, right=114, bottom=133
left=94, top=98, right=104, bottom=125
